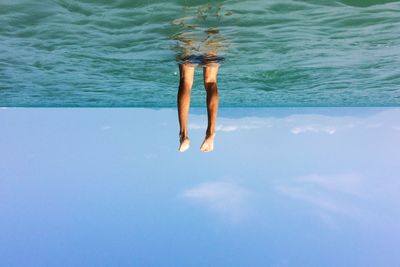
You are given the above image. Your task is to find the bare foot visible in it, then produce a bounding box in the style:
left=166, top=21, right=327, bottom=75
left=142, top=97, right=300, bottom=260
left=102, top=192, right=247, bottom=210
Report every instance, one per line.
left=179, top=134, right=190, bottom=152
left=200, top=133, right=216, bottom=152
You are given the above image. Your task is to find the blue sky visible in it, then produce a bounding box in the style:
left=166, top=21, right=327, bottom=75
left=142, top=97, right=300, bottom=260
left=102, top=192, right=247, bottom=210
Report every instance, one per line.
left=0, top=107, right=399, bottom=266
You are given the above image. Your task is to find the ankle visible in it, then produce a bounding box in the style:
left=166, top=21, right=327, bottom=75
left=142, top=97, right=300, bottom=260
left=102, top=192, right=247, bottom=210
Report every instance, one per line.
left=179, top=132, right=189, bottom=140
left=205, top=131, right=216, bottom=138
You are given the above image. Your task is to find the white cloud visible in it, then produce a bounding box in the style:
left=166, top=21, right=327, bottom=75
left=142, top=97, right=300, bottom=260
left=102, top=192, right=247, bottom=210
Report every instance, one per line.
left=188, top=123, right=261, bottom=132
left=343, top=123, right=360, bottom=129
left=276, top=173, right=366, bottom=226
left=188, top=123, right=206, bottom=130
left=278, top=186, right=347, bottom=214
left=296, top=173, right=363, bottom=196
left=182, top=182, right=249, bottom=222
left=291, top=125, right=336, bottom=135
left=101, top=125, right=112, bottom=130
left=365, top=123, right=382, bottom=129
left=217, top=124, right=239, bottom=132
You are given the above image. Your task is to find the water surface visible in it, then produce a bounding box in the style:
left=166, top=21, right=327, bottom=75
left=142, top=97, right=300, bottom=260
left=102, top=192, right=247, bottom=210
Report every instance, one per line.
left=1, top=0, right=400, bottom=106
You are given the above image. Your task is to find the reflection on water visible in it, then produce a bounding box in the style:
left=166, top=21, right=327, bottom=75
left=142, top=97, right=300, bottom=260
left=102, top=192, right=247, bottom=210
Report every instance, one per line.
left=171, top=4, right=230, bottom=62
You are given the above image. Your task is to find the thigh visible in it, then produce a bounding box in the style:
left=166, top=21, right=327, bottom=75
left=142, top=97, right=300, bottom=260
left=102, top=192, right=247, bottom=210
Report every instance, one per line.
left=179, top=63, right=196, bottom=82
left=203, top=63, right=219, bottom=83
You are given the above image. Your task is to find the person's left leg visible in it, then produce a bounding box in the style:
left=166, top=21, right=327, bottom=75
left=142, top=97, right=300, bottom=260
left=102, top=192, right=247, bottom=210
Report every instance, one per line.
left=177, top=63, right=195, bottom=152
left=200, top=63, right=219, bottom=152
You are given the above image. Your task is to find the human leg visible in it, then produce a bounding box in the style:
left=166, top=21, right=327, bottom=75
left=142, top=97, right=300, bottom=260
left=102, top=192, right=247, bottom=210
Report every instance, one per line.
left=200, top=63, right=219, bottom=152
left=177, top=63, right=195, bottom=152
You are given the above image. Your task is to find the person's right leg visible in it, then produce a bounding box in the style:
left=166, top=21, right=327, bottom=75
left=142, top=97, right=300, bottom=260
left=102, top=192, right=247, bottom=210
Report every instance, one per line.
left=177, top=63, right=195, bottom=152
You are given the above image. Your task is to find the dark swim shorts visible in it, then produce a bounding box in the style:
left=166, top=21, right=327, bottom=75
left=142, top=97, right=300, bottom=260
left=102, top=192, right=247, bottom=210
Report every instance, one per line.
left=180, top=54, right=225, bottom=66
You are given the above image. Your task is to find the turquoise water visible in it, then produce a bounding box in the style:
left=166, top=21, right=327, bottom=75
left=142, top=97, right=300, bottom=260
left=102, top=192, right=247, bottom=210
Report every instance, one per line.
left=1, top=0, right=400, bottom=107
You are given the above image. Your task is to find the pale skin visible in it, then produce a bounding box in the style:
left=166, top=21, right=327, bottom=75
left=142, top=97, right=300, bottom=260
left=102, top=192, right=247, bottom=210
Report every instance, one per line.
left=177, top=62, right=219, bottom=152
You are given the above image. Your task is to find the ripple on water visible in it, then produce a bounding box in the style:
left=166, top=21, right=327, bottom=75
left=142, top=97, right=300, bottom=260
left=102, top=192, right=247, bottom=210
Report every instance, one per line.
left=0, top=0, right=399, bottom=106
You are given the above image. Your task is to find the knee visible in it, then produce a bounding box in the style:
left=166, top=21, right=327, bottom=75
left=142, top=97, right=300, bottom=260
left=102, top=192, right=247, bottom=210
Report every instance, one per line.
left=204, top=81, right=218, bottom=91
left=179, top=78, right=193, bottom=88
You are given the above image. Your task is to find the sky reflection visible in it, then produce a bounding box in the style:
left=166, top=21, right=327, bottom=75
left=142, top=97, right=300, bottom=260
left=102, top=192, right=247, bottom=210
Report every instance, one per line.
left=1, top=108, right=399, bottom=266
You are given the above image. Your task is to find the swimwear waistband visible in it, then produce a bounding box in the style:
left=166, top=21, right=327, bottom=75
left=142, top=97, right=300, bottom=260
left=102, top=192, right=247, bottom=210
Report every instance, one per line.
left=179, top=54, right=225, bottom=65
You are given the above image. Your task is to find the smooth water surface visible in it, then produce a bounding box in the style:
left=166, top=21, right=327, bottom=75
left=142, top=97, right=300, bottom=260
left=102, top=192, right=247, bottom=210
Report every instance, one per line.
left=1, top=0, right=400, bottom=106
left=1, top=107, right=400, bottom=266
